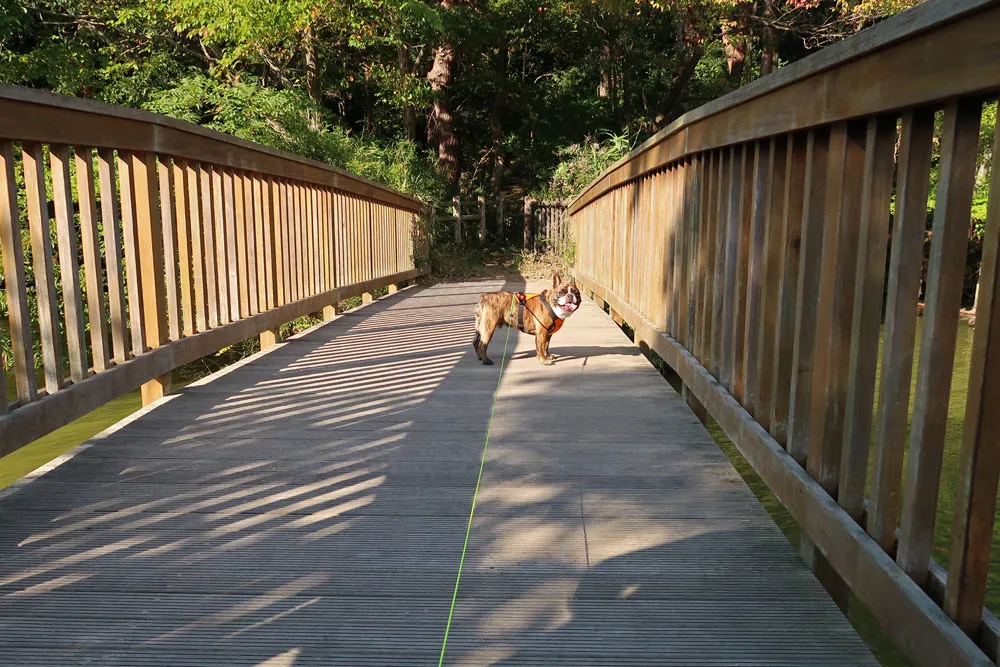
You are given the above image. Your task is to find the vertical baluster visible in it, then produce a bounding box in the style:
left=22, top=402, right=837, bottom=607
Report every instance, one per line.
left=199, top=165, right=220, bottom=328
left=770, top=133, right=809, bottom=447
left=50, top=145, right=88, bottom=382
left=24, top=143, right=65, bottom=393
left=898, top=99, right=983, bottom=586
left=945, top=104, right=1000, bottom=634
left=187, top=163, right=210, bottom=332
left=173, top=160, right=196, bottom=337
left=97, top=149, right=129, bottom=363
left=869, top=108, right=935, bottom=552
left=244, top=174, right=259, bottom=315
left=839, top=115, right=897, bottom=521
left=0, top=141, right=36, bottom=403
left=743, top=140, right=771, bottom=416
left=74, top=148, right=109, bottom=373
left=156, top=156, right=181, bottom=342
left=232, top=171, right=249, bottom=319
left=788, top=128, right=830, bottom=466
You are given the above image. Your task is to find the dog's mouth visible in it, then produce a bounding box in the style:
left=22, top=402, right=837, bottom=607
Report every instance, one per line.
left=558, top=297, right=579, bottom=312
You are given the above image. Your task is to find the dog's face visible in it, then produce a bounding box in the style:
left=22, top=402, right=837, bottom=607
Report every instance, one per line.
left=548, top=274, right=581, bottom=318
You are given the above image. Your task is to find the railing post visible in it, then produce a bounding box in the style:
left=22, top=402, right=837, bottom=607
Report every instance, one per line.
left=523, top=197, right=535, bottom=252
left=478, top=195, right=486, bottom=243
left=260, top=329, right=281, bottom=350
left=498, top=195, right=505, bottom=245
left=132, top=151, right=172, bottom=405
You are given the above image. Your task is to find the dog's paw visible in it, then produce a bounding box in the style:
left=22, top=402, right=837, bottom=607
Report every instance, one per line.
left=482, top=358, right=495, bottom=366
left=540, top=357, right=554, bottom=366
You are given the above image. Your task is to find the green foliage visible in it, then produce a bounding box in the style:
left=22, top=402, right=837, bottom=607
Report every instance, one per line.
left=535, top=131, right=635, bottom=201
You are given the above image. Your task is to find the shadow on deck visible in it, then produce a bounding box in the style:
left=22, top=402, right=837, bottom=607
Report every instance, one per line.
left=0, top=281, right=876, bottom=666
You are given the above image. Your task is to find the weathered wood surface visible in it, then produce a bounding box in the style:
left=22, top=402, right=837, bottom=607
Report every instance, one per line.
left=0, top=282, right=875, bottom=666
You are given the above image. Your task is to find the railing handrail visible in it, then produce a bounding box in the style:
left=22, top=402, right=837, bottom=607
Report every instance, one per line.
left=0, top=84, right=427, bottom=457
left=568, top=0, right=997, bottom=215
left=0, top=84, right=423, bottom=212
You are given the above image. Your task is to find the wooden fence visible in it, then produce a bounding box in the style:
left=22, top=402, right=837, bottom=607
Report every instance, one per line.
left=434, top=195, right=572, bottom=254
left=0, top=85, right=426, bottom=457
left=569, top=1, right=1000, bottom=666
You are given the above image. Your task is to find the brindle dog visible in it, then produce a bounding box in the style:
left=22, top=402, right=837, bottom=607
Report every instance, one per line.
left=473, top=274, right=582, bottom=366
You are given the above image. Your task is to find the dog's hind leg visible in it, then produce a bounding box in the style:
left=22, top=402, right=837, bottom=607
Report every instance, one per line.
left=476, top=315, right=499, bottom=366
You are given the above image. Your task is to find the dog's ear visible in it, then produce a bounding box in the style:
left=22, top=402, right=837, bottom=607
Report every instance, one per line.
left=553, top=273, right=562, bottom=288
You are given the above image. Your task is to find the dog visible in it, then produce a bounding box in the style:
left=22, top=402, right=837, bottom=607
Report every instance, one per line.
left=473, top=273, right=582, bottom=366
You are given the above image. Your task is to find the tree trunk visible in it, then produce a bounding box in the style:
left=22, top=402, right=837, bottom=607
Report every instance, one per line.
left=490, top=43, right=507, bottom=196
left=303, top=23, right=321, bottom=104
left=723, top=8, right=750, bottom=83
left=652, top=45, right=703, bottom=131
left=760, top=0, right=778, bottom=76
left=399, top=45, right=417, bottom=141
left=598, top=42, right=612, bottom=99
left=427, top=0, right=460, bottom=186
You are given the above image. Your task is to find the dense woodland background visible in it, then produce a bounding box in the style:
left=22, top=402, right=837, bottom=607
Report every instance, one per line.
left=1, top=0, right=923, bottom=203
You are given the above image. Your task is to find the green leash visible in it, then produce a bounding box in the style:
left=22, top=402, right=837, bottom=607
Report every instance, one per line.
left=437, top=300, right=516, bottom=666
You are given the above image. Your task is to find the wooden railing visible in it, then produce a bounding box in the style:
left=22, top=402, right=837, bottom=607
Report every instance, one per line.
left=0, top=85, right=426, bottom=456
left=568, top=1, right=1000, bottom=666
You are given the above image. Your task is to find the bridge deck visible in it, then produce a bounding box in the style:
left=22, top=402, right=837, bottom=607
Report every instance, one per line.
left=0, top=281, right=877, bottom=666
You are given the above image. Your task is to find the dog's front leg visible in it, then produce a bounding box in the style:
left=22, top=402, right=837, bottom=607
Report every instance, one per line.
left=535, top=330, right=554, bottom=366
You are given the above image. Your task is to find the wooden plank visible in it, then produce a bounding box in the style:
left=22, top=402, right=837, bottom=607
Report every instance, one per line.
left=232, top=170, right=250, bottom=319
left=806, top=122, right=866, bottom=495
left=22, top=143, right=64, bottom=393
left=753, top=136, right=787, bottom=432
left=222, top=169, right=240, bottom=322
left=49, top=146, right=88, bottom=382
left=769, top=133, right=808, bottom=447
left=943, top=105, right=1000, bottom=634
left=172, top=160, right=196, bottom=337
left=576, top=271, right=993, bottom=667
left=186, top=163, right=208, bottom=333
left=156, top=156, right=181, bottom=342
left=710, top=148, right=730, bottom=377
left=0, top=266, right=425, bottom=454
left=787, top=129, right=829, bottom=466
left=96, top=149, right=129, bottom=364
left=74, top=148, right=109, bottom=373
left=868, top=108, right=935, bottom=552
left=695, top=152, right=714, bottom=367
left=0, top=141, right=36, bottom=403
left=49, top=145, right=88, bottom=382
left=838, top=115, right=897, bottom=521
left=209, top=166, right=229, bottom=324
left=720, top=146, right=744, bottom=389
left=731, top=145, right=754, bottom=402
left=897, top=99, right=982, bottom=587
left=243, top=173, right=259, bottom=316
left=199, top=164, right=220, bottom=328
left=276, top=179, right=290, bottom=306
left=131, top=151, right=168, bottom=350
left=260, top=176, right=275, bottom=310
left=117, top=152, right=147, bottom=355
left=742, top=141, right=771, bottom=418
left=251, top=175, right=266, bottom=313
left=568, top=1, right=1000, bottom=215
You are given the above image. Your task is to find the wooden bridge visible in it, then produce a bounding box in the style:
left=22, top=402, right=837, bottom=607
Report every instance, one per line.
left=1, top=1, right=999, bottom=665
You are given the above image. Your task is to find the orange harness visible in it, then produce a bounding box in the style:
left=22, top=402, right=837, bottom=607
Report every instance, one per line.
left=514, top=292, right=564, bottom=334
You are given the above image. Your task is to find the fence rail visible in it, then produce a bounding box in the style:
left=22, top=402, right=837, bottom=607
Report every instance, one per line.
left=569, top=1, right=1000, bottom=666
left=0, top=85, right=426, bottom=456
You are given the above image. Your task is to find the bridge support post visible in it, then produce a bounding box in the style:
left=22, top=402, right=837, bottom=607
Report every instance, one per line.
left=141, top=373, right=171, bottom=406
left=362, top=292, right=374, bottom=305
left=800, top=535, right=851, bottom=613
left=323, top=305, right=337, bottom=320
left=260, top=328, right=281, bottom=350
